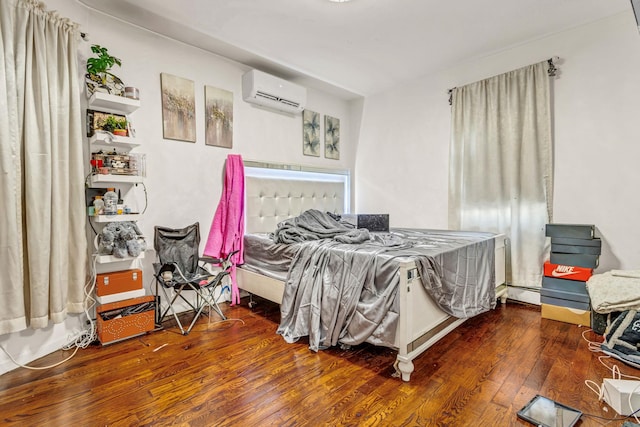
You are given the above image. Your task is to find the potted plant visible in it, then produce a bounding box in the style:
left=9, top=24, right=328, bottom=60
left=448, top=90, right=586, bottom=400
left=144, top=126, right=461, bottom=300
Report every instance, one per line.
left=113, top=117, right=128, bottom=136
left=99, top=115, right=127, bottom=136
left=85, top=44, right=124, bottom=96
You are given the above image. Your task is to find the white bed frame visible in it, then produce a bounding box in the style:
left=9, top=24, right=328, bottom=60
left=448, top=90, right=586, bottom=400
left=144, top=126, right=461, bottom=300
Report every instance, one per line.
left=237, top=169, right=507, bottom=381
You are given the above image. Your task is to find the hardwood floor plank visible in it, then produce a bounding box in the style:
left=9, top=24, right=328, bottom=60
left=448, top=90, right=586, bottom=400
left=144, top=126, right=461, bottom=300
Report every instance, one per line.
left=1, top=298, right=636, bottom=426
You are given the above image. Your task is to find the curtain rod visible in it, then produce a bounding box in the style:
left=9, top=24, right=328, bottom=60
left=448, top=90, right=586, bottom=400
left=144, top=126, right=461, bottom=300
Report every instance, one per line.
left=447, top=56, right=560, bottom=105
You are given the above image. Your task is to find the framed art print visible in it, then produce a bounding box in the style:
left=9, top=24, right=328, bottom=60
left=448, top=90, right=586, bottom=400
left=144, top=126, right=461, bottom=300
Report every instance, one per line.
left=205, top=85, right=233, bottom=148
left=324, top=115, right=340, bottom=160
left=160, top=73, right=196, bottom=142
left=303, top=109, right=320, bottom=156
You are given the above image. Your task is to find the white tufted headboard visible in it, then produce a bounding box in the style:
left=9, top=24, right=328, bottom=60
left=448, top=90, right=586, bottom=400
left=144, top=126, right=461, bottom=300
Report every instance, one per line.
left=244, top=164, right=349, bottom=234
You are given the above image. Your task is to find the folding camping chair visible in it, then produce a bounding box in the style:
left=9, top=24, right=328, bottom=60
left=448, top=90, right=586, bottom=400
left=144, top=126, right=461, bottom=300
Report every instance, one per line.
left=153, top=223, right=236, bottom=335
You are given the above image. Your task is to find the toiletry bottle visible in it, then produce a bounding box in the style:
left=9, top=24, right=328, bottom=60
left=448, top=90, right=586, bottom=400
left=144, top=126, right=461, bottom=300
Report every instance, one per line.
left=93, top=196, right=105, bottom=216
left=117, top=189, right=124, bottom=214
left=104, top=188, right=118, bottom=215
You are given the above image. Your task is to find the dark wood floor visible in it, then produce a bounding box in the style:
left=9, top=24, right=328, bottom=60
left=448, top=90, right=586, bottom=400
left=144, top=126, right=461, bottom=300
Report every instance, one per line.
left=0, top=298, right=634, bottom=426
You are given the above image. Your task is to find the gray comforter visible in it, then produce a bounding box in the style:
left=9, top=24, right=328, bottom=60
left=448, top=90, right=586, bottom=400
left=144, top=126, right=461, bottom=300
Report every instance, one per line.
left=271, top=209, right=370, bottom=244
left=271, top=214, right=496, bottom=351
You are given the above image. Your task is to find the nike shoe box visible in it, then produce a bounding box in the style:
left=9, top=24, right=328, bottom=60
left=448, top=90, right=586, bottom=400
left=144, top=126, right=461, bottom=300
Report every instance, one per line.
left=540, top=295, right=590, bottom=311
left=550, top=252, right=599, bottom=269
left=545, top=224, right=600, bottom=268
left=543, top=261, right=593, bottom=282
left=541, top=303, right=591, bottom=326
left=97, top=295, right=155, bottom=345
left=545, top=224, right=595, bottom=239
left=541, top=277, right=589, bottom=303
left=551, top=235, right=601, bottom=256
left=551, top=236, right=602, bottom=248
left=551, top=242, right=601, bottom=255
left=543, top=225, right=598, bottom=326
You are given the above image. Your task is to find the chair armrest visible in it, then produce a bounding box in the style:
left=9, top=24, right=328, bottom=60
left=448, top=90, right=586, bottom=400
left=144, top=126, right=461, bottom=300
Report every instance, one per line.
left=200, top=256, right=223, bottom=265
left=200, top=250, right=240, bottom=266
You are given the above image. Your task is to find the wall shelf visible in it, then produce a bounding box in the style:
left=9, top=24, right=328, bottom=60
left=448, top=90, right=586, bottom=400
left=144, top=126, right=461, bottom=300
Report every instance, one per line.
left=90, top=133, right=141, bottom=149
left=95, top=252, right=145, bottom=264
left=91, top=214, right=141, bottom=223
left=88, top=92, right=140, bottom=114
left=86, top=89, right=147, bottom=308
left=90, top=174, right=143, bottom=186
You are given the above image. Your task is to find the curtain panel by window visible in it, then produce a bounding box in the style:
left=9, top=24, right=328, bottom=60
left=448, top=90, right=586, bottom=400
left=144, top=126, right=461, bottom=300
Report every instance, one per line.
left=0, top=0, right=87, bottom=334
left=449, top=61, right=553, bottom=289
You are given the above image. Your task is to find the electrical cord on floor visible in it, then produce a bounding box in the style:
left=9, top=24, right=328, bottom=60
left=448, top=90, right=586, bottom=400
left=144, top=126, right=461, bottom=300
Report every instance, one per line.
left=0, top=343, right=80, bottom=371
left=205, top=318, right=246, bottom=329
left=62, top=255, right=98, bottom=350
left=581, top=410, right=640, bottom=424
left=0, top=255, right=98, bottom=371
left=580, top=327, right=640, bottom=424
left=580, top=407, right=640, bottom=425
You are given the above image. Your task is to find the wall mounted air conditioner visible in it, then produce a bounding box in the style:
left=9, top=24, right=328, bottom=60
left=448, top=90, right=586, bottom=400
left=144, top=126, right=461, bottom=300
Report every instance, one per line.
left=242, top=69, right=307, bottom=115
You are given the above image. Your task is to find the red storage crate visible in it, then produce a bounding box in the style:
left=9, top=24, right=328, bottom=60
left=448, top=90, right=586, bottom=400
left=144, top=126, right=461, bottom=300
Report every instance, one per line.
left=96, top=269, right=143, bottom=296
left=97, top=295, right=155, bottom=345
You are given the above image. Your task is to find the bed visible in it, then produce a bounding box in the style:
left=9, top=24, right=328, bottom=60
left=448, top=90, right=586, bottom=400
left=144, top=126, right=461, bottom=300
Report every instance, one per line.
left=236, top=167, right=507, bottom=381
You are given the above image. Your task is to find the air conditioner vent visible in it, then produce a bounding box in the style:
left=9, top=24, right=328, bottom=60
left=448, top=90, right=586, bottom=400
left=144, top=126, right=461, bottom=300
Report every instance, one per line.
left=280, top=99, right=301, bottom=108
left=255, top=91, right=279, bottom=102
left=242, top=70, right=307, bottom=115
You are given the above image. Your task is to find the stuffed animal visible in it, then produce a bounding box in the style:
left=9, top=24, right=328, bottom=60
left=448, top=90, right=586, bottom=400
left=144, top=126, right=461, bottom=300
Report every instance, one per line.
left=97, top=221, right=146, bottom=258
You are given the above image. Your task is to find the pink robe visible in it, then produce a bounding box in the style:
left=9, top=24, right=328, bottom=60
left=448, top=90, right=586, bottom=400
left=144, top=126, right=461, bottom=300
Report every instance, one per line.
left=204, top=154, right=245, bottom=305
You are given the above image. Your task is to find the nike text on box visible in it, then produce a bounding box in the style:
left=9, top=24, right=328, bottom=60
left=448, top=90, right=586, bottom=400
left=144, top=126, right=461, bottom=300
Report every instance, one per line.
left=545, top=224, right=595, bottom=239
left=543, top=261, right=593, bottom=281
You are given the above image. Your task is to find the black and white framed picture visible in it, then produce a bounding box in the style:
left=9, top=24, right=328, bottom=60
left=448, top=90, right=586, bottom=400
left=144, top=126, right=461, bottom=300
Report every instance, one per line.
left=324, top=115, right=340, bottom=160
left=302, top=109, right=320, bottom=156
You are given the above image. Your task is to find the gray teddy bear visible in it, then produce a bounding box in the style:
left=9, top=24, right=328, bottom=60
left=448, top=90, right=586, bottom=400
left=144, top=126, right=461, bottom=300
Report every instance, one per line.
left=98, top=221, right=146, bottom=258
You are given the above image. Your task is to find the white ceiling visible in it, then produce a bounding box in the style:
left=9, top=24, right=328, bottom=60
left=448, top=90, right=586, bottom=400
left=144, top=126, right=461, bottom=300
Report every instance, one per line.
left=79, top=0, right=632, bottom=99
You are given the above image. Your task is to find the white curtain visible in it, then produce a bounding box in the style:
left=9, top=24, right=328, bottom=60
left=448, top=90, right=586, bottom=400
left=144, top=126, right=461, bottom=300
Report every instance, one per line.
left=0, top=0, right=87, bottom=334
left=449, top=61, right=553, bottom=289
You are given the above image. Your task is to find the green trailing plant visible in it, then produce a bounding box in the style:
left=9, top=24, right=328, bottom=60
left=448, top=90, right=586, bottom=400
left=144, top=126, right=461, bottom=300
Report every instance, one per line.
left=86, top=45, right=121, bottom=80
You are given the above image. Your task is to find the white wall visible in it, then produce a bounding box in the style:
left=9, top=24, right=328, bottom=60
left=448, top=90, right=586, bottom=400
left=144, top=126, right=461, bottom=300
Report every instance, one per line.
left=0, top=0, right=356, bottom=375
left=5, top=2, right=638, bottom=376
left=356, top=12, right=640, bottom=278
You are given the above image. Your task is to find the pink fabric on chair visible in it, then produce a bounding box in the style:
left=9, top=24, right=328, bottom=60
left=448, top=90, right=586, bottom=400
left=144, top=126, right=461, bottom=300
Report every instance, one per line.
left=204, top=154, right=245, bottom=305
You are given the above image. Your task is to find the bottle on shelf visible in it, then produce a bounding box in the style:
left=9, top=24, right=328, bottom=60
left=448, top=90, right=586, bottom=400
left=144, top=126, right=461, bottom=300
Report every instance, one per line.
left=93, top=195, right=105, bottom=215
left=117, top=189, right=124, bottom=215
left=104, top=187, right=118, bottom=215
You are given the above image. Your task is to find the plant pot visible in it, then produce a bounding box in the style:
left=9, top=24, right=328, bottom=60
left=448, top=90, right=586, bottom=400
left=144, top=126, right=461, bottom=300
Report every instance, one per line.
left=113, top=129, right=128, bottom=137
left=85, top=73, right=125, bottom=97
